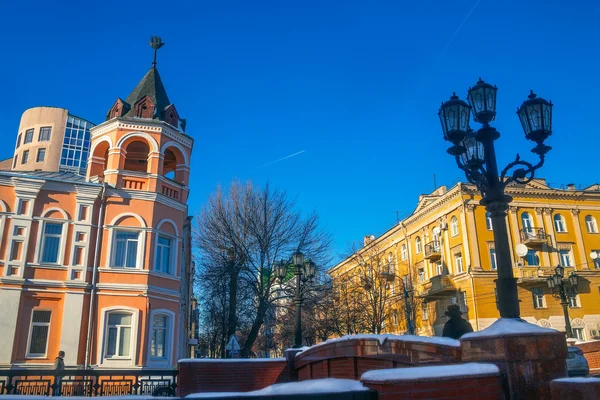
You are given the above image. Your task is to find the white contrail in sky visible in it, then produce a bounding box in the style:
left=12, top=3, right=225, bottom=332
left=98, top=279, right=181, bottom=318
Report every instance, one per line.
left=257, top=150, right=306, bottom=169
left=436, top=0, right=482, bottom=61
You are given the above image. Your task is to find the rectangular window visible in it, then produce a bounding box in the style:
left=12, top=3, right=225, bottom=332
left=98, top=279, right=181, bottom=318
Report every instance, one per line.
left=155, top=236, right=172, bottom=274
left=106, top=313, right=132, bottom=358
left=532, top=288, right=546, bottom=309
left=458, top=291, right=467, bottom=312
left=455, top=253, right=464, bottom=274
left=113, top=230, right=139, bottom=268
left=490, top=249, right=497, bottom=270
left=418, top=268, right=425, bottom=282
left=16, top=133, right=22, bottom=148
left=151, top=315, right=167, bottom=358
left=559, top=249, right=573, bottom=267
left=593, top=250, right=600, bottom=269
left=22, top=150, right=29, bottom=164
left=28, top=310, right=51, bottom=356
left=39, top=127, right=52, bottom=141
left=566, top=288, right=580, bottom=308
left=573, top=328, right=585, bottom=341
left=41, top=222, right=63, bottom=264
left=526, top=250, right=539, bottom=266
left=421, top=304, right=429, bottom=321
left=435, top=262, right=443, bottom=276
left=36, top=148, right=46, bottom=162
left=24, top=129, right=34, bottom=144
left=13, top=155, right=18, bottom=168
left=392, top=310, right=399, bottom=326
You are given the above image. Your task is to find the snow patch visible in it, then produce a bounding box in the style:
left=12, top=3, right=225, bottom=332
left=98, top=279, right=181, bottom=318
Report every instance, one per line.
left=296, top=334, right=459, bottom=356
left=361, top=362, right=499, bottom=382
left=186, top=378, right=368, bottom=398
left=553, top=377, right=600, bottom=383
left=179, top=357, right=286, bottom=363
left=462, top=318, right=557, bottom=339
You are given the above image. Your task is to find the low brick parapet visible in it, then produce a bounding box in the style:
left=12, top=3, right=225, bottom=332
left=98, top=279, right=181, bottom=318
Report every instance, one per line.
left=575, top=340, right=600, bottom=370
left=177, top=358, right=289, bottom=397
left=551, top=377, right=600, bottom=400
left=360, top=362, right=503, bottom=400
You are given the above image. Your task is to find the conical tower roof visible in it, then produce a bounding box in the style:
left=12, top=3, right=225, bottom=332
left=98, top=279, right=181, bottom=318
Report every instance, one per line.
left=123, top=66, right=172, bottom=118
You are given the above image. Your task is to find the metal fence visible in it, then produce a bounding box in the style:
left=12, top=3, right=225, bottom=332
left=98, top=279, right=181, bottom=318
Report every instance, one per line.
left=0, top=369, right=178, bottom=397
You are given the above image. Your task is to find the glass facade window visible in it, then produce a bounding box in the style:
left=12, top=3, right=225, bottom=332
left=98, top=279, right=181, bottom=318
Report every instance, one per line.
left=36, top=148, right=46, bottom=162
left=60, top=116, right=94, bottom=175
left=24, top=129, right=34, bottom=144
left=39, top=127, right=52, bottom=141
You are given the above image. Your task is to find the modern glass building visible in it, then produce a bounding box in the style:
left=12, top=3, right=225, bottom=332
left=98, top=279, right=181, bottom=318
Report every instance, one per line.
left=60, top=115, right=94, bottom=174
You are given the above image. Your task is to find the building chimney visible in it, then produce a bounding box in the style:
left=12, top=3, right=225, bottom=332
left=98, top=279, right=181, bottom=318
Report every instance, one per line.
left=364, top=235, right=376, bottom=246
left=567, top=183, right=576, bottom=191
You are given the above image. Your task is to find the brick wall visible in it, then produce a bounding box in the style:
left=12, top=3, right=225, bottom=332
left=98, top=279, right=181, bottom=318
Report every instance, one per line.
left=576, top=340, right=600, bottom=370
left=295, top=338, right=461, bottom=380
left=550, top=378, right=600, bottom=400
left=361, top=368, right=503, bottom=400
left=177, top=359, right=289, bottom=397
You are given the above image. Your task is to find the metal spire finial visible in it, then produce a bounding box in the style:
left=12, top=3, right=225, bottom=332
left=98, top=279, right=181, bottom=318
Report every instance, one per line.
left=149, top=36, right=165, bottom=66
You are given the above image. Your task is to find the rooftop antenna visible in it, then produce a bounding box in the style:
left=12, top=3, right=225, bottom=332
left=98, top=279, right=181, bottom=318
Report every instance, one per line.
left=149, top=36, right=165, bottom=67
left=433, top=174, right=437, bottom=190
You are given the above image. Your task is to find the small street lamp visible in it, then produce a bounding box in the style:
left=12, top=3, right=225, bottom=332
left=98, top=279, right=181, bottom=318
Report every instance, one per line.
left=547, top=266, right=580, bottom=338
left=439, top=79, right=553, bottom=318
left=275, top=251, right=316, bottom=348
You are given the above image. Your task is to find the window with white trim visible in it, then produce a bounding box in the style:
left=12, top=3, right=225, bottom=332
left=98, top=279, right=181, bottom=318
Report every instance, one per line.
left=435, top=261, right=443, bottom=276
left=592, top=250, right=600, bottom=269
left=105, top=312, right=132, bottom=358
left=585, top=215, right=598, bottom=233
left=418, top=268, right=425, bottom=282
left=27, top=310, right=51, bottom=357
left=573, top=328, right=585, bottom=341
left=450, top=216, right=459, bottom=236
left=155, top=235, right=172, bottom=274
left=486, top=212, right=493, bottom=230
left=112, top=230, right=140, bottom=268
left=567, top=288, right=580, bottom=308
left=458, top=291, right=467, bottom=312
left=532, top=288, right=546, bottom=309
left=554, top=214, right=567, bottom=233
left=401, top=244, right=407, bottom=260
left=455, top=253, right=464, bottom=274
left=40, top=222, right=63, bottom=264
left=559, top=249, right=573, bottom=267
left=415, top=237, right=422, bottom=254
left=150, top=314, right=168, bottom=359
left=392, top=310, right=399, bottom=326
left=526, top=250, right=539, bottom=266
left=421, top=304, right=429, bottom=321
left=490, top=248, right=497, bottom=270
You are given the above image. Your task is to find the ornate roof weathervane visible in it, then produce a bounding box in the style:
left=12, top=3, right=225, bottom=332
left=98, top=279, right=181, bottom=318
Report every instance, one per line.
left=149, top=36, right=165, bottom=66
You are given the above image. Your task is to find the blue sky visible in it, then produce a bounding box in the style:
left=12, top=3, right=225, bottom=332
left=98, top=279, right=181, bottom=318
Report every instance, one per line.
left=1, top=1, right=599, bottom=263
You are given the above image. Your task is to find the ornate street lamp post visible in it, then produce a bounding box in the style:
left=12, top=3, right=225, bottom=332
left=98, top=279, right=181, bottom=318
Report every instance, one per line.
left=439, top=79, right=553, bottom=318
left=547, top=266, right=580, bottom=338
left=275, top=251, right=316, bottom=348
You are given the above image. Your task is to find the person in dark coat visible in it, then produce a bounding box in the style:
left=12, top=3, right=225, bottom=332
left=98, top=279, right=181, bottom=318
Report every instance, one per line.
left=442, top=305, right=474, bottom=339
left=53, top=351, right=65, bottom=396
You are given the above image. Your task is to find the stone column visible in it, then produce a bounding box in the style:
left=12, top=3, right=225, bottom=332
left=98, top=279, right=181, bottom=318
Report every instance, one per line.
left=465, top=204, right=482, bottom=270
left=542, top=208, right=560, bottom=265
left=570, top=209, right=589, bottom=270
left=536, top=207, right=551, bottom=266
left=461, top=328, right=568, bottom=399
left=459, top=207, right=472, bottom=268
left=508, top=206, right=521, bottom=254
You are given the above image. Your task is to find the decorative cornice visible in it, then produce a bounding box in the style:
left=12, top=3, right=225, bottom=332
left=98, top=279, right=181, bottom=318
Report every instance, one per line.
left=91, top=118, right=193, bottom=149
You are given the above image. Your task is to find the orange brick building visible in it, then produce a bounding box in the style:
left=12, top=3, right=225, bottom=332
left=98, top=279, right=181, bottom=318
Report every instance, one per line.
left=0, top=53, right=195, bottom=369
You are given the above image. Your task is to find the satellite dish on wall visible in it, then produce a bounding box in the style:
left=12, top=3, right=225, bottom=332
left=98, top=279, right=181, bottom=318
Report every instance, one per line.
left=516, top=244, right=528, bottom=257
left=591, top=251, right=599, bottom=260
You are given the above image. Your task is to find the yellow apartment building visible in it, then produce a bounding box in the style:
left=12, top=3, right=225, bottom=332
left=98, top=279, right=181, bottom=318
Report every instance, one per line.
left=329, top=179, right=600, bottom=340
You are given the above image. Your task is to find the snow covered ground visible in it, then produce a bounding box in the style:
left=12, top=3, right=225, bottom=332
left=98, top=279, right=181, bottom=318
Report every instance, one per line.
left=462, top=318, right=558, bottom=339
left=186, top=379, right=368, bottom=398
left=295, top=333, right=460, bottom=356
left=361, top=362, right=499, bottom=382
left=553, top=377, right=600, bottom=383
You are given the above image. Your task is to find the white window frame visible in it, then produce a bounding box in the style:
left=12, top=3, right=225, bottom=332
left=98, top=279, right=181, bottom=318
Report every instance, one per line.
left=39, top=222, right=64, bottom=264
left=455, top=253, right=464, bottom=274
left=421, top=304, right=429, bottom=321
left=559, top=249, right=573, bottom=267
left=521, top=212, right=533, bottom=232
left=98, top=306, right=139, bottom=366
left=415, top=237, right=422, bottom=254
left=154, top=233, right=176, bottom=275
left=26, top=309, right=51, bottom=358
left=592, top=250, right=600, bottom=269
left=110, top=229, right=144, bottom=269
left=458, top=291, right=468, bottom=312
left=526, top=250, right=539, bottom=266
left=566, top=288, right=580, bottom=308
left=490, top=248, right=497, bottom=270
left=34, top=219, right=68, bottom=266
left=450, top=216, right=459, bottom=237
left=573, top=327, right=585, bottom=341
left=585, top=215, right=598, bottom=233
left=418, top=268, right=425, bottom=282
left=486, top=212, right=493, bottom=231
left=401, top=244, right=407, bottom=261
left=532, top=288, right=546, bottom=309
left=554, top=214, right=567, bottom=233
left=435, top=261, right=443, bottom=276
left=148, top=309, right=175, bottom=365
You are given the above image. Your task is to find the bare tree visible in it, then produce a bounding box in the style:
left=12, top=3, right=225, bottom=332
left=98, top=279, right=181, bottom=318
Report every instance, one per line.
left=396, top=259, right=424, bottom=335
left=194, top=181, right=332, bottom=357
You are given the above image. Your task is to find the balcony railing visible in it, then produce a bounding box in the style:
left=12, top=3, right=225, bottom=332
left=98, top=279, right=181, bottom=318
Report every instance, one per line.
left=0, top=369, right=177, bottom=397
left=424, top=241, right=441, bottom=260
left=520, top=228, right=547, bottom=245
left=422, top=274, right=455, bottom=298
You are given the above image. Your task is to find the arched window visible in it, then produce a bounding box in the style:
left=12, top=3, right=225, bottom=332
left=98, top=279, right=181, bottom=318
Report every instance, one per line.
left=554, top=214, right=567, bottom=233
left=521, top=212, right=533, bottom=232
left=415, top=237, right=422, bottom=254
left=149, top=310, right=174, bottom=364
left=123, top=140, right=150, bottom=173
left=485, top=212, right=493, bottom=231
left=450, top=216, right=459, bottom=236
left=585, top=215, right=598, bottom=233
left=432, top=227, right=441, bottom=243
left=387, top=252, right=394, bottom=274
left=401, top=244, right=407, bottom=260
left=108, top=213, right=147, bottom=269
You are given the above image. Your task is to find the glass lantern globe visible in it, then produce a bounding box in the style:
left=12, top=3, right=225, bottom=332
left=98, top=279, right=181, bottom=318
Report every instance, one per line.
left=547, top=276, right=555, bottom=289
left=467, top=78, right=497, bottom=124
left=275, top=261, right=287, bottom=280
left=555, top=265, right=565, bottom=278
left=304, top=261, right=316, bottom=279
left=568, top=272, right=579, bottom=287
left=439, top=93, right=472, bottom=144
left=293, top=251, right=304, bottom=266
left=460, top=130, right=484, bottom=166
left=517, top=90, right=553, bottom=144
